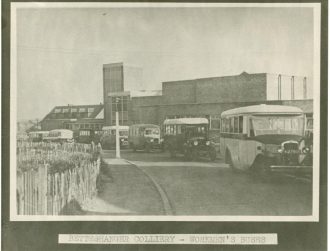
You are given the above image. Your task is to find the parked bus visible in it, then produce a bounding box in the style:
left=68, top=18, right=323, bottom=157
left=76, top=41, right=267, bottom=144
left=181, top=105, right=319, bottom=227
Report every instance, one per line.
left=100, top=126, right=129, bottom=149
left=163, top=118, right=216, bottom=161
left=74, top=129, right=103, bottom=144
left=219, top=104, right=312, bottom=172
left=128, top=124, right=162, bottom=152
left=28, top=131, right=49, bottom=142
left=43, top=129, right=74, bottom=143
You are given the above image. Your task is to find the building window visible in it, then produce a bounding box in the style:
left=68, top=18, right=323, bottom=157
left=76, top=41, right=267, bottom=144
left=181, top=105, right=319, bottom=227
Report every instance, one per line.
left=88, top=108, right=94, bottom=117
left=54, top=108, right=61, bottom=113
left=56, top=113, right=64, bottom=119
left=79, top=108, right=86, bottom=113
left=71, top=108, right=77, bottom=113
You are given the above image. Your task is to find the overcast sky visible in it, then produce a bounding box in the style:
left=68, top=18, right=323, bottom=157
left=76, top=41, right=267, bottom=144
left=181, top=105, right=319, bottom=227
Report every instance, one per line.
left=16, top=6, right=314, bottom=120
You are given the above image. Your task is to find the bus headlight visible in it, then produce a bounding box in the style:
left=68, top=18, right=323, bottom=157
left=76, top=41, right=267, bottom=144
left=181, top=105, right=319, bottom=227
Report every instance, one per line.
left=193, top=141, right=198, bottom=146
left=302, top=147, right=310, bottom=153
left=120, top=138, right=124, bottom=142
left=206, top=141, right=210, bottom=146
left=150, top=139, right=154, bottom=142
left=277, top=148, right=283, bottom=153
left=160, top=138, right=164, bottom=142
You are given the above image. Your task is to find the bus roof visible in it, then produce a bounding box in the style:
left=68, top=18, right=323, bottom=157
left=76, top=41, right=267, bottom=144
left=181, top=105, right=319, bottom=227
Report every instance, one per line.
left=28, top=131, right=49, bottom=134
left=221, top=104, right=304, bottom=117
left=49, top=129, right=73, bottom=133
left=102, top=126, right=129, bottom=130
left=129, top=124, right=160, bottom=129
left=164, top=118, right=209, bottom=125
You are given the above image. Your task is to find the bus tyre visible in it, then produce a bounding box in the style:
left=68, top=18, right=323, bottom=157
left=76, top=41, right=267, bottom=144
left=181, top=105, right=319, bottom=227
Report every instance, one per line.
left=191, top=148, right=199, bottom=161
left=184, top=149, right=192, bottom=161
left=225, top=149, right=236, bottom=171
left=209, top=148, right=216, bottom=161
left=132, top=145, right=137, bottom=152
left=169, top=148, right=176, bottom=158
left=251, top=156, right=271, bottom=181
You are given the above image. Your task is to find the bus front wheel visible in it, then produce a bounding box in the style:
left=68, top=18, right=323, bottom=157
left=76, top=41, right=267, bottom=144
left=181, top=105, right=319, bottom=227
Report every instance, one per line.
left=225, top=149, right=234, bottom=169
left=169, top=148, right=176, bottom=158
left=209, top=148, right=216, bottom=161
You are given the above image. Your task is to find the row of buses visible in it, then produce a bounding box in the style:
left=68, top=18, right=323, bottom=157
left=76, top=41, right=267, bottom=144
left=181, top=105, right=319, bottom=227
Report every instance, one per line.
left=28, top=104, right=313, bottom=172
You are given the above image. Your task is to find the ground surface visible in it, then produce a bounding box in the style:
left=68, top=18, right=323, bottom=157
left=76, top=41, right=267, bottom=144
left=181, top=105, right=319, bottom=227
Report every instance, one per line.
left=84, top=149, right=312, bottom=216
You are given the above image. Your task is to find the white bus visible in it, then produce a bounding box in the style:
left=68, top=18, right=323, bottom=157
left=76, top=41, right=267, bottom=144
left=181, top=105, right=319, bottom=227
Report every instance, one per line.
left=28, top=131, right=49, bottom=142
left=43, top=129, right=74, bottom=143
left=220, top=104, right=312, bottom=173
left=128, top=124, right=162, bottom=152
left=100, top=125, right=129, bottom=149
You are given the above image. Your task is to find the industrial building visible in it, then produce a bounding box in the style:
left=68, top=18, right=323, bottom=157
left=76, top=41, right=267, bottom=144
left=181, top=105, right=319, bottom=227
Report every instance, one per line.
left=40, top=104, right=104, bottom=131
left=40, top=62, right=313, bottom=138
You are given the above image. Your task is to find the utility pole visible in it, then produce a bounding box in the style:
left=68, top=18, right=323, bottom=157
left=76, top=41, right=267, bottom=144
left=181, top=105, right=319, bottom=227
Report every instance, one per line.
left=115, top=97, right=121, bottom=159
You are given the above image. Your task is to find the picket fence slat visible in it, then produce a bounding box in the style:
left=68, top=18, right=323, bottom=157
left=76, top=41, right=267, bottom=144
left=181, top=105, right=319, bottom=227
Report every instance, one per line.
left=17, top=142, right=100, bottom=215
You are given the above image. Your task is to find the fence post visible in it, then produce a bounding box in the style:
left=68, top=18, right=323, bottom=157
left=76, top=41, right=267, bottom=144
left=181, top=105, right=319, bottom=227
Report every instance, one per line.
left=38, top=164, right=48, bottom=215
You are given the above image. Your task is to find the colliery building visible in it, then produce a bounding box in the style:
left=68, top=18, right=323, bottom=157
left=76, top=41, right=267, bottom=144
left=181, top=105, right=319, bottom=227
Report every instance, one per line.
left=40, top=62, right=313, bottom=135
left=40, top=104, right=104, bottom=131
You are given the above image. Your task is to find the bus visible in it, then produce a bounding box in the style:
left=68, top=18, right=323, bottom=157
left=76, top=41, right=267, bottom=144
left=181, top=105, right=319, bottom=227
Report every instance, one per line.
left=128, top=124, right=162, bottom=152
left=43, top=129, right=74, bottom=143
left=163, top=118, right=216, bottom=161
left=74, top=129, right=103, bottom=144
left=28, top=131, right=49, bottom=142
left=220, top=104, right=312, bottom=172
left=100, top=126, right=129, bottom=149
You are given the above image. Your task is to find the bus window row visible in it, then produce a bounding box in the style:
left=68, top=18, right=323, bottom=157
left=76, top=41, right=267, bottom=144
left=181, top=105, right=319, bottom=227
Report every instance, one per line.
left=221, top=116, right=243, bottom=134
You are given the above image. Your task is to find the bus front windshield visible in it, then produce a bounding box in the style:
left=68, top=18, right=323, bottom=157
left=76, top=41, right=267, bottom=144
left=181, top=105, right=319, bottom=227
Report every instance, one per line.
left=144, top=128, right=160, bottom=136
left=186, top=125, right=207, bottom=138
left=110, top=129, right=128, bottom=136
left=251, top=115, right=304, bottom=136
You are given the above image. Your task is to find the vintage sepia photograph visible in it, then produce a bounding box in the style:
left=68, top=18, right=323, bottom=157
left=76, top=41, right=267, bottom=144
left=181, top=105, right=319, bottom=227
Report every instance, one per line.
left=10, top=3, right=321, bottom=221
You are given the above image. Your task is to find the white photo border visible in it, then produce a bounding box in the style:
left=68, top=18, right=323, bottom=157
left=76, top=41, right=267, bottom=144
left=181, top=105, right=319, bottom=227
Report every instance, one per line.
left=10, top=2, right=321, bottom=221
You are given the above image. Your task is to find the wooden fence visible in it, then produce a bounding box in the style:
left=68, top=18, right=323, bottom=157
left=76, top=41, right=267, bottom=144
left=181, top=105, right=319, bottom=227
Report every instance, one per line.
left=16, top=142, right=100, bottom=215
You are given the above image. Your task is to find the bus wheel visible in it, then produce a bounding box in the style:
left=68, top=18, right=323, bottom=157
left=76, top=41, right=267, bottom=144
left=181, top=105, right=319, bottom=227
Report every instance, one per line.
left=132, top=145, right=137, bottom=152
left=184, top=149, right=192, bottom=161
left=209, top=148, right=216, bottom=161
left=225, top=149, right=234, bottom=169
left=145, top=144, right=151, bottom=153
left=169, top=149, right=176, bottom=158
left=250, top=156, right=271, bottom=180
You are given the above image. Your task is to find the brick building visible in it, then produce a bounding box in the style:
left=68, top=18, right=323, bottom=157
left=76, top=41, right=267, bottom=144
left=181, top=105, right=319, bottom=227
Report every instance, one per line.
left=40, top=62, right=313, bottom=137
left=103, top=65, right=313, bottom=133
left=40, top=104, right=104, bottom=131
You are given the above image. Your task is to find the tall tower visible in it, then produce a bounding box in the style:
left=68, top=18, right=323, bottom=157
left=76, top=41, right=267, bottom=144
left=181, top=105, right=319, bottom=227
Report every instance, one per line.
left=103, top=63, right=143, bottom=126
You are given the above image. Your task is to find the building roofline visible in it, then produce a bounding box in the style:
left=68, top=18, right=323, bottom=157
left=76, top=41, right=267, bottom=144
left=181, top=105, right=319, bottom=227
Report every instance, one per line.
left=103, top=62, right=123, bottom=67
left=162, top=72, right=267, bottom=84
left=53, top=104, right=103, bottom=108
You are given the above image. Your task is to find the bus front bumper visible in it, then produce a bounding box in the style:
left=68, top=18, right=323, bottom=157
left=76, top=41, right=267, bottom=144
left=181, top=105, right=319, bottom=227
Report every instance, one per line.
left=269, top=165, right=312, bottom=174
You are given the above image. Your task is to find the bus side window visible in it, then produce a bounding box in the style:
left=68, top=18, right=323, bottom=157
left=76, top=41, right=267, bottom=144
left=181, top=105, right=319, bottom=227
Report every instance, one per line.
left=177, top=125, right=181, bottom=134
left=234, top=117, right=239, bottom=133
left=249, top=119, right=255, bottom=137
left=230, top=117, right=235, bottom=133
left=239, top=116, right=243, bottom=133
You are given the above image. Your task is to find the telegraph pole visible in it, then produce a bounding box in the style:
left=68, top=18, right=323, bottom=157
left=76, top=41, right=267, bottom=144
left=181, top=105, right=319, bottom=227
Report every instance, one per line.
left=115, top=97, right=121, bottom=159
